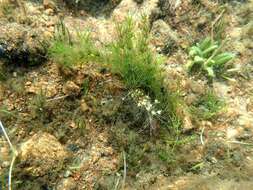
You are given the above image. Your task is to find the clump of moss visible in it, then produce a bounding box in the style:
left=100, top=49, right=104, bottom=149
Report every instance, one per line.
left=190, top=91, right=225, bottom=120
left=49, top=21, right=101, bottom=68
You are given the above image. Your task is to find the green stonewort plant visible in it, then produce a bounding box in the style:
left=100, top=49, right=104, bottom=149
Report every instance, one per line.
left=186, top=37, right=235, bottom=78
left=107, top=16, right=165, bottom=99
left=49, top=20, right=101, bottom=67
left=108, top=16, right=182, bottom=128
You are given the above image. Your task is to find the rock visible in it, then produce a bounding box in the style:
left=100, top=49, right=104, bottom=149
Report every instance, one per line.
left=19, top=132, right=68, bottom=176
left=134, top=0, right=144, bottom=4
left=226, top=127, right=243, bottom=140
left=238, top=114, right=253, bottom=128
left=80, top=100, right=89, bottom=112
left=43, top=0, right=57, bottom=10
left=112, top=0, right=159, bottom=21
left=190, top=80, right=205, bottom=95
left=44, top=8, right=55, bottom=16
left=185, top=93, right=198, bottom=106
left=26, top=81, right=58, bottom=97
left=0, top=22, right=48, bottom=65
left=63, top=81, right=81, bottom=96
left=56, top=178, right=76, bottom=190
left=151, top=19, right=179, bottom=52
left=182, top=111, right=194, bottom=132
left=0, top=145, right=9, bottom=166
left=63, top=0, right=121, bottom=16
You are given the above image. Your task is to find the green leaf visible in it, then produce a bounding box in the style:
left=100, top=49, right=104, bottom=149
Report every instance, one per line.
left=193, top=56, right=205, bottom=64
left=186, top=60, right=194, bottom=71
left=213, top=53, right=235, bottom=66
left=189, top=46, right=202, bottom=57
left=206, top=59, right=215, bottom=67
left=204, top=66, right=215, bottom=77
left=202, top=45, right=219, bottom=57
left=198, top=37, right=212, bottom=50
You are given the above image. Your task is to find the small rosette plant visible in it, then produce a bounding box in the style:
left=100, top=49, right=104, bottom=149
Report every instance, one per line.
left=186, top=37, right=235, bottom=78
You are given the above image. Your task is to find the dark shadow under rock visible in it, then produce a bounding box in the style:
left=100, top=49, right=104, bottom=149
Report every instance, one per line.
left=62, top=0, right=122, bottom=17
left=0, top=22, right=48, bottom=66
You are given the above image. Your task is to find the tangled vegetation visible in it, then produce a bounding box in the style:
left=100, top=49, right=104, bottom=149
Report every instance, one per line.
left=107, top=17, right=164, bottom=99
left=49, top=17, right=179, bottom=127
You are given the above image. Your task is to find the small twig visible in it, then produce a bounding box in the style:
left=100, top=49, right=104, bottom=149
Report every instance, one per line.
left=46, top=95, right=69, bottom=102
left=200, top=127, right=205, bottom=145
left=227, top=140, right=253, bottom=146
left=0, top=121, right=18, bottom=190
left=0, top=121, right=15, bottom=152
left=8, top=155, right=17, bottom=190
left=122, top=151, right=127, bottom=189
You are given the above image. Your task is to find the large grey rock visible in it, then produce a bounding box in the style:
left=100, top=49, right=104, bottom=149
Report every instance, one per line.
left=0, top=22, right=48, bottom=65
left=151, top=19, right=179, bottom=53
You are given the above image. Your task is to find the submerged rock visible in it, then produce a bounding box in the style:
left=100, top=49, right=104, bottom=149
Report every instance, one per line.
left=56, top=178, right=76, bottom=190
left=43, top=0, right=57, bottom=10
left=151, top=19, right=179, bottom=54
left=19, top=132, right=69, bottom=176
left=63, top=81, right=81, bottom=96
left=63, top=0, right=121, bottom=16
left=0, top=22, right=48, bottom=65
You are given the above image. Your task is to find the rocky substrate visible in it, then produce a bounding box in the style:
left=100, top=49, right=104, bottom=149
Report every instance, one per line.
left=1, top=0, right=253, bottom=190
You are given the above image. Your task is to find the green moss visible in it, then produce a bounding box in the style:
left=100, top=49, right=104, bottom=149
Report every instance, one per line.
left=49, top=21, right=101, bottom=67
left=190, top=91, right=225, bottom=120
left=49, top=17, right=181, bottom=128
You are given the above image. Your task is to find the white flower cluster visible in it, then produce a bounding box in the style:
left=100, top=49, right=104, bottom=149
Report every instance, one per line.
left=129, top=89, right=162, bottom=116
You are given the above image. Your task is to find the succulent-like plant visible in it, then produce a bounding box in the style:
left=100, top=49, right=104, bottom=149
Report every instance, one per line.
left=186, top=37, right=235, bottom=78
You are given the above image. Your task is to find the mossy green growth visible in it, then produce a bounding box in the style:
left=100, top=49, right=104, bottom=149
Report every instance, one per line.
left=49, top=17, right=180, bottom=126
left=107, top=16, right=165, bottom=100
left=190, top=91, right=225, bottom=120
left=186, top=37, right=235, bottom=78
left=106, top=17, right=181, bottom=126
left=49, top=21, right=101, bottom=67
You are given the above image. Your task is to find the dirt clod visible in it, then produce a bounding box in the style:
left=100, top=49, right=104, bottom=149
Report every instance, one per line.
left=19, top=132, right=69, bottom=176
left=62, top=81, right=81, bottom=96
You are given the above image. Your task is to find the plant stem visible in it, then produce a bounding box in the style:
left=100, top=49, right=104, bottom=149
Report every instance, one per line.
left=0, top=121, right=15, bottom=153
left=0, top=121, right=18, bottom=190
left=8, top=155, right=17, bottom=190
left=122, top=151, right=127, bottom=189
